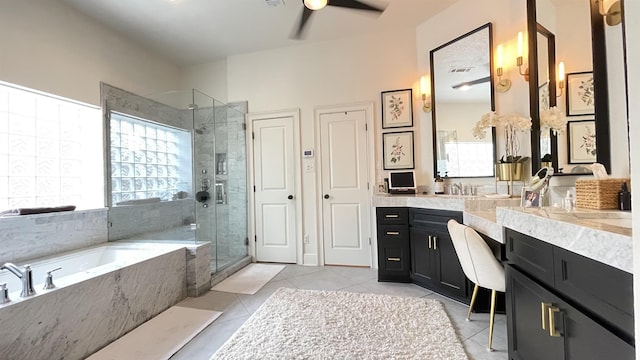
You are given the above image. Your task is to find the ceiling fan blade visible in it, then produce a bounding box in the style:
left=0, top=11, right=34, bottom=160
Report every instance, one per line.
left=327, top=0, right=386, bottom=13
left=290, top=6, right=314, bottom=40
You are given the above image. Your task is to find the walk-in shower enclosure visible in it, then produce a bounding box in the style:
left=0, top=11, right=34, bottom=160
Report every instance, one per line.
left=102, top=83, right=248, bottom=273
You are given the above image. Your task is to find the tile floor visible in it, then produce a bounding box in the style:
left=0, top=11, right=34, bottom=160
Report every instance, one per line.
left=171, top=265, right=508, bottom=360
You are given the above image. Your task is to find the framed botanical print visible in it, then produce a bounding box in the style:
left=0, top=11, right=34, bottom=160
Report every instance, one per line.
left=566, top=72, right=595, bottom=116
left=567, top=120, right=597, bottom=164
left=381, top=89, right=413, bottom=128
left=383, top=131, right=414, bottom=170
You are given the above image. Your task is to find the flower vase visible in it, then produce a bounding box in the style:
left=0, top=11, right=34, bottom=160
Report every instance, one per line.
left=496, top=163, right=524, bottom=181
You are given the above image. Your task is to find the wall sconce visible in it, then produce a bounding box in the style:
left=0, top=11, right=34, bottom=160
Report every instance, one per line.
left=516, top=32, right=529, bottom=82
left=495, top=44, right=511, bottom=93
left=420, top=76, right=432, bottom=112
left=556, top=61, right=565, bottom=97
left=598, top=0, right=622, bottom=26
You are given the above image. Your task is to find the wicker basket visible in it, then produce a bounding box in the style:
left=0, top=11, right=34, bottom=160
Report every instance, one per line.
left=575, top=178, right=630, bottom=209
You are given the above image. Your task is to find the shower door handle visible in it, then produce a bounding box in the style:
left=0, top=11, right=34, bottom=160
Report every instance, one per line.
left=288, top=195, right=294, bottom=200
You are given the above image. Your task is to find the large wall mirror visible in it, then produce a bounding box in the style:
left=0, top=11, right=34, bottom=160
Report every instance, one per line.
left=430, top=23, right=496, bottom=178
left=528, top=0, right=628, bottom=175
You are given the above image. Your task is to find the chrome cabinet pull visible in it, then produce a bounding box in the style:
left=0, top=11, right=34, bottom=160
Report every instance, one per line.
left=387, top=257, right=401, bottom=262
left=384, top=214, right=399, bottom=218
left=386, top=231, right=400, bottom=236
left=433, top=236, right=437, bottom=250
left=428, top=235, right=432, bottom=249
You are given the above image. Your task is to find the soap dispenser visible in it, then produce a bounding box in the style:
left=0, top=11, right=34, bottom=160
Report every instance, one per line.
left=618, top=182, right=631, bottom=211
left=563, top=190, right=575, bottom=211
left=434, top=172, right=445, bottom=195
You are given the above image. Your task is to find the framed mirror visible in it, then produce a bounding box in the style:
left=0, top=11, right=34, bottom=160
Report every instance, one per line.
left=527, top=0, right=620, bottom=175
left=430, top=23, right=496, bottom=178
left=536, top=24, right=558, bottom=170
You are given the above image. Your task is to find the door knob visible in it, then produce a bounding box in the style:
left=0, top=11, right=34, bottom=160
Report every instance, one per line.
left=324, top=194, right=330, bottom=199
left=288, top=195, right=294, bottom=200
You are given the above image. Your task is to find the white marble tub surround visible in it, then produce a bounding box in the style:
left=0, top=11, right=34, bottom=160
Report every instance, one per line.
left=0, top=208, right=109, bottom=264
left=497, top=207, right=632, bottom=273
left=0, top=243, right=188, bottom=360
left=0, top=243, right=179, bottom=300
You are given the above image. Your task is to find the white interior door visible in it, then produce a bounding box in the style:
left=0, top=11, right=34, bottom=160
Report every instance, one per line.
left=319, top=109, right=371, bottom=266
left=252, top=116, right=297, bottom=263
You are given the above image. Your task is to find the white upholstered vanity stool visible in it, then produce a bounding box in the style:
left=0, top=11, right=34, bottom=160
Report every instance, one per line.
left=447, top=219, right=505, bottom=351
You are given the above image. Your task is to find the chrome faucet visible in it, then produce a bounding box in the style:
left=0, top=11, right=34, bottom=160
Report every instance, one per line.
left=1, top=263, right=36, bottom=297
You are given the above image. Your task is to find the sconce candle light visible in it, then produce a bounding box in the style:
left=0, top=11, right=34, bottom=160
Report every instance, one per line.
left=420, top=76, right=432, bottom=112
left=495, top=44, right=512, bottom=92
left=516, top=32, right=529, bottom=81
left=556, top=61, right=565, bottom=97
left=598, top=0, right=622, bottom=26
left=303, top=0, right=327, bottom=10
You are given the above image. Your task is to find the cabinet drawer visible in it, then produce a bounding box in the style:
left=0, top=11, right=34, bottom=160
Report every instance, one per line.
left=553, top=247, right=634, bottom=342
left=378, top=245, right=410, bottom=282
left=377, top=207, right=408, bottom=225
left=505, top=228, right=554, bottom=287
left=377, top=225, right=409, bottom=241
left=409, top=208, right=462, bottom=228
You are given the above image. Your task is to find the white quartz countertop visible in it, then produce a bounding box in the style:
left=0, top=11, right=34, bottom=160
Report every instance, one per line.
left=373, top=195, right=633, bottom=273
left=497, top=207, right=632, bottom=273
left=374, top=194, right=519, bottom=243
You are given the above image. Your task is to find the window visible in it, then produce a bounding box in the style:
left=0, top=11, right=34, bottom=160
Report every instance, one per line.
left=109, top=112, right=192, bottom=205
left=0, top=81, right=103, bottom=210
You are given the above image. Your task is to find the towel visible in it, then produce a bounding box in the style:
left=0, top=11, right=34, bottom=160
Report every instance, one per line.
left=0, top=205, right=76, bottom=216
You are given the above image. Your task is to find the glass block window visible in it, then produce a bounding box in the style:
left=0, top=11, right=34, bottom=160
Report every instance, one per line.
left=0, top=81, right=103, bottom=211
left=109, top=112, right=192, bottom=205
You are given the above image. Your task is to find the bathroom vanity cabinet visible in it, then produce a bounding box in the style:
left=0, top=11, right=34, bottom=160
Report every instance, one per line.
left=375, top=207, right=469, bottom=303
left=376, top=207, right=411, bottom=282
left=408, top=208, right=468, bottom=303
left=505, top=228, right=634, bottom=359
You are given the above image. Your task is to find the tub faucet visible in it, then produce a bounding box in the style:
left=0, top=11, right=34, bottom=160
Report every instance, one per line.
left=1, top=263, right=36, bottom=297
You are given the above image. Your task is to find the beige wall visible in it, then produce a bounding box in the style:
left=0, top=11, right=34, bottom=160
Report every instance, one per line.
left=416, top=0, right=530, bottom=182
left=625, top=1, right=640, bottom=358
left=0, top=0, right=181, bottom=106
left=225, top=26, right=420, bottom=265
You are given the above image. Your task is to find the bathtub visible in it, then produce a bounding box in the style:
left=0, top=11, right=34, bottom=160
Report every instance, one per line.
left=0, top=244, right=173, bottom=299
left=0, top=242, right=188, bottom=360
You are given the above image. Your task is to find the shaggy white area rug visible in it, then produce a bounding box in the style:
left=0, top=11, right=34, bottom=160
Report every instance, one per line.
left=211, top=287, right=469, bottom=360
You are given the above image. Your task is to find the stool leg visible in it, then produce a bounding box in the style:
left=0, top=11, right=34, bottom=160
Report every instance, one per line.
left=488, top=289, right=497, bottom=351
left=467, top=283, right=479, bottom=321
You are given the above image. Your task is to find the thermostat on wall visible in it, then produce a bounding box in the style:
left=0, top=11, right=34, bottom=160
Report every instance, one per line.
left=303, top=149, right=314, bottom=158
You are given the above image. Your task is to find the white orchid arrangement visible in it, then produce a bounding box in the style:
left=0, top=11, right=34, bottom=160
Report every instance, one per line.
left=473, top=111, right=532, bottom=163
left=540, top=106, right=567, bottom=135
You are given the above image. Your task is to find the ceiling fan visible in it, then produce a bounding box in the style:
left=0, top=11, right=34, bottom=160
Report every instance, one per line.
left=291, top=0, right=387, bottom=39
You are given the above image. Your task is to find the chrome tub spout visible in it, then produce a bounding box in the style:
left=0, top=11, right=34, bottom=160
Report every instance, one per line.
left=1, top=263, right=36, bottom=297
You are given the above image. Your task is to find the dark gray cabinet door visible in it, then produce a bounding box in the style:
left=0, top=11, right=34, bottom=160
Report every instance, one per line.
left=409, top=227, right=436, bottom=285
left=432, top=226, right=467, bottom=299
left=507, top=265, right=634, bottom=360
